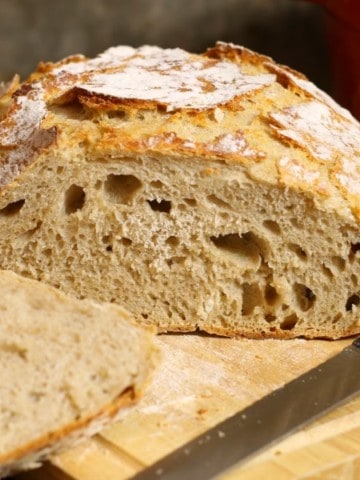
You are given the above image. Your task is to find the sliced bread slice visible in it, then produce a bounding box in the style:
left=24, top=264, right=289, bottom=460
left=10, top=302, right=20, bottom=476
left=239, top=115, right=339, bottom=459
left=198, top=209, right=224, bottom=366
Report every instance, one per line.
left=0, top=269, right=157, bottom=478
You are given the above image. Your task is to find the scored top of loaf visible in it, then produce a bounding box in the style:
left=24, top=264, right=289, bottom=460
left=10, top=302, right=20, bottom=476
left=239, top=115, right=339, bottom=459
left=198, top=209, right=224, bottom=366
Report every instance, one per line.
left=0, top=42, right=360, bottom=220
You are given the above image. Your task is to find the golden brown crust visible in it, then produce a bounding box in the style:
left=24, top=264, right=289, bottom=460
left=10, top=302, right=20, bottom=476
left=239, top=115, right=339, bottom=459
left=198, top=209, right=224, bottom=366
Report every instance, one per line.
left=205, top=42, right=274, bottom=69
left=35, top=54, right=88, bottom=76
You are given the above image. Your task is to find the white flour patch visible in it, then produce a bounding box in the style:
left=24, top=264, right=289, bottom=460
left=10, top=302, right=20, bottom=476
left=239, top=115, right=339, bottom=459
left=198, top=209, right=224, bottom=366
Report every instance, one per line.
left=53, top=45, right=275, bottom=111
left=0, top=83, right=46, bottom=146
left=208, top=132, right=264, bottom=157
left=270, top=101, right=360, bottom=162
left=267, top=62, right=355, bottom=122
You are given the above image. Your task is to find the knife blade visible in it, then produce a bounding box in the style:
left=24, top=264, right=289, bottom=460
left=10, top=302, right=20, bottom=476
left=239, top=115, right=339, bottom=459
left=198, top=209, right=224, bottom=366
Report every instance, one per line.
left=132, top=337, right=360, bottom=480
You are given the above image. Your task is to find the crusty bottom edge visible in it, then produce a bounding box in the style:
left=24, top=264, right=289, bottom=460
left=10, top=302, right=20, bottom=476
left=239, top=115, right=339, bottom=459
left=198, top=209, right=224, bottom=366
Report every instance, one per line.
left=0, top=386, right=137, bottom=476
left=155, top=325, right=360, bottom=341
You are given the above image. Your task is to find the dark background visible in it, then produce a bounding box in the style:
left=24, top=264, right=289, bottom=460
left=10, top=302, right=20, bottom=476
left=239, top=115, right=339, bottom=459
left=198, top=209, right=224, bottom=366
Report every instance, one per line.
left=0, top=0, right=331, bottom=93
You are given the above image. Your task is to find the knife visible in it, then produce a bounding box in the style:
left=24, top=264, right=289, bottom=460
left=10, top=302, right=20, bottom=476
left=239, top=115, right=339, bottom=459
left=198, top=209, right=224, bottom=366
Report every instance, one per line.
left=132, top=337, right=360, bottom=480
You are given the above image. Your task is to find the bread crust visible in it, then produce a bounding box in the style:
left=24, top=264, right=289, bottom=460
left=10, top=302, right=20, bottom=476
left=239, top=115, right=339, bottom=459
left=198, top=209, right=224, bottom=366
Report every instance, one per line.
left=0, top=388, right=136, bottom=476
left=1, top=42, right=359, bottom=219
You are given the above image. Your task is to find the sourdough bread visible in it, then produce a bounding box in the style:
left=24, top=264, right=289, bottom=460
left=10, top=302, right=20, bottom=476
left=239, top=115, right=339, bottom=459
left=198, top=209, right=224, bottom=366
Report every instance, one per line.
left=0, top=269, right=156, bottom=478
left=0, top=42, right=360, bottom=339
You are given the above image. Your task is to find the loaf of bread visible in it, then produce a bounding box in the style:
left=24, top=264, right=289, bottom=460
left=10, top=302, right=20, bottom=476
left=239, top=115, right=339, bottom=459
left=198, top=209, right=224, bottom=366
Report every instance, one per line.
left=0, top=269, right=156, bottom=478
left=0, top=42, right=359, bottom=339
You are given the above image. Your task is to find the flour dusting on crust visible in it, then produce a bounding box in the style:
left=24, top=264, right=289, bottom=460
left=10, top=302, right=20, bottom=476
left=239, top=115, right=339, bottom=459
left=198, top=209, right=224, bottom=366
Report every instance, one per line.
left=266, top=62, right=355, bottom=122
left=270, top=101, right=360, bottom=162
left=0, top=84, right=46, bottom=146
left=0, top=83, right=56, bottom=189
left=71, top=46, right=276, bottom=111
left=208, top=132, right=264, bottom=157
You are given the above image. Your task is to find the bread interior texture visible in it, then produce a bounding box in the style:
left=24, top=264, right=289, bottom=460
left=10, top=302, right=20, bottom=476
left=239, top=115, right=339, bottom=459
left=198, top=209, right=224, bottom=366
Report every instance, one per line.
left=0, top=130, right=359, bottom=340
left=1, top=43, right=360, bottom=340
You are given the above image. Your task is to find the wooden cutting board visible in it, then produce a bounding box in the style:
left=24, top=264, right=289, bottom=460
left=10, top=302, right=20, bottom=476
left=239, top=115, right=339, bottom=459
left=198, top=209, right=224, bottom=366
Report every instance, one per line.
left=13, top=335, right=360, bottom=480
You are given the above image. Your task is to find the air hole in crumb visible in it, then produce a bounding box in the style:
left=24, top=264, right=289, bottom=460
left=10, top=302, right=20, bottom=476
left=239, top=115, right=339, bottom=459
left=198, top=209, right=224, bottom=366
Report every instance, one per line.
left=293, top=283, right=316, bottom=311
left=351, top=274, right=358, bottom=286
left=55, top=234, right=65, bottom=249
left=104, top=174, right=142, bottom=205
left=150, top=234, right=158, bottom=244
left=220, top=212, right=230, bottom=221
left=102, top=235, right=111, bottom=244
left=331, top=256, right=346, bottom=271
left=184, top=198, right=197, bottom=207
left=265, top=313, right=276, bottom=323
left=150, top=180, right=164, bottom=189
left=166, top=236, right=179, bottom=247
left=210, top=232, right=266, bottom=270
left=95, top=180, right=102, bottom=190
left=167, top=256, right=186, bottom=266
left=280, top=313, right=298, bottom=330
left=264, top=284, right=280, bottom=306
left=207, top=194, right=230, bottom=209
left=349, top=242, right=360, bottom=263
left=242, top=283, right=263, bottom=315
left=350, top=243, right=360, bottom=254
left=322, top=264, right=333, bottom=279
left=57, top=166, right=64, bottom=174
left=106, top=245, right=113, bottom=252
left=147, top=199, right=172, bottom=213
left=345, top=294, right=360, bottom=311
left=288, top=243, right=307, bottom=260
left=64, top=185, right=85, bottom=214
left=141, top=313, right=149, bottom=319
left=120, top=238, right=132, bottom=246
left=106, top=109, right=128, bottom=120
left=332, top=313, right=342, bottom=324
left=263, top=220, right=281, bottom=235
left=0, top=199, right=25, bottom=217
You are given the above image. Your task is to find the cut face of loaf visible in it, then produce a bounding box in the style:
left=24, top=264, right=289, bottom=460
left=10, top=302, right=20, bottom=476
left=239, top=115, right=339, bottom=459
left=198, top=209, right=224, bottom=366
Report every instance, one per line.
left=0, top=270, right=156, bottom=477
left=0, top=42, right=360, bottom=339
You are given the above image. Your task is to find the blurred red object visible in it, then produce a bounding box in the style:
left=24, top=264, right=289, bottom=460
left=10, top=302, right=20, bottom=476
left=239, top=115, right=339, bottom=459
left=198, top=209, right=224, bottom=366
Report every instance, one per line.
left=306, top=0, right=360, bottom=119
